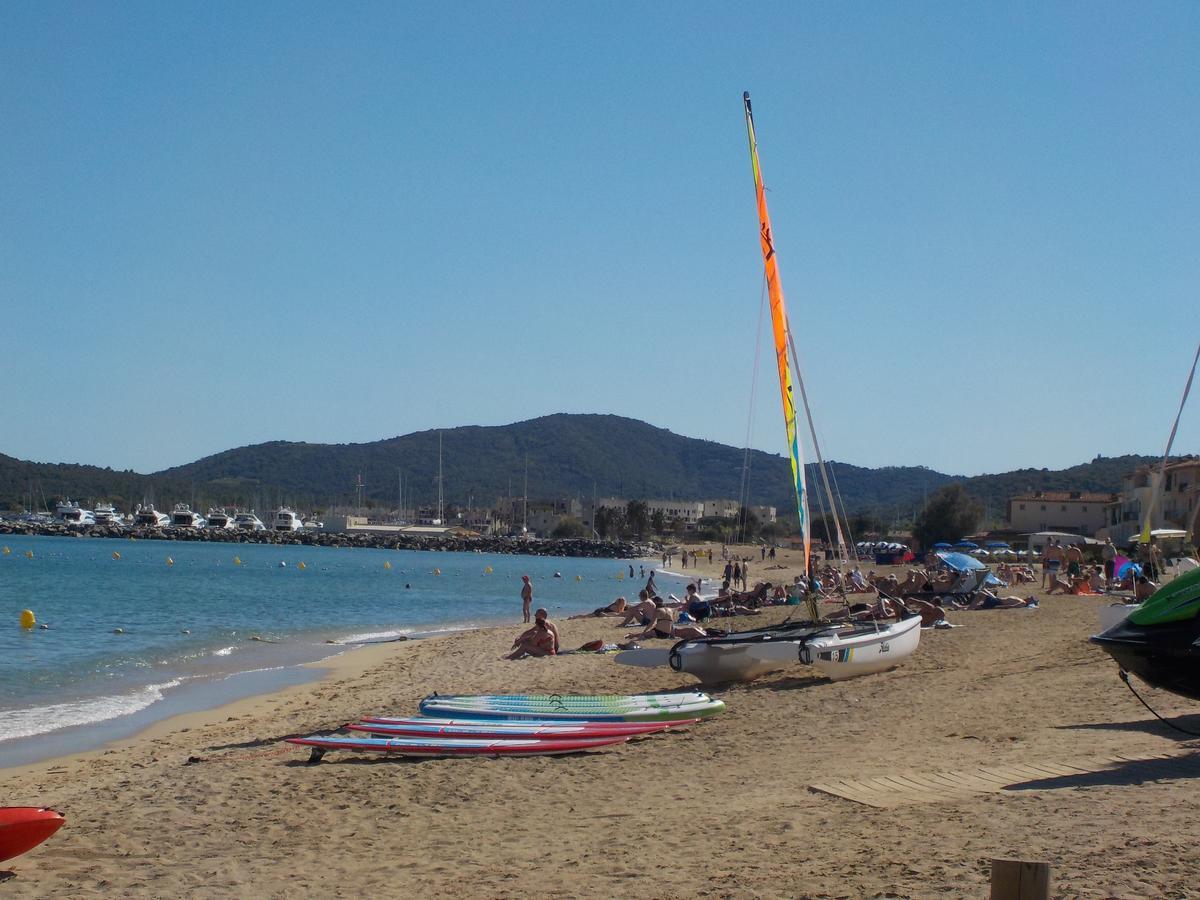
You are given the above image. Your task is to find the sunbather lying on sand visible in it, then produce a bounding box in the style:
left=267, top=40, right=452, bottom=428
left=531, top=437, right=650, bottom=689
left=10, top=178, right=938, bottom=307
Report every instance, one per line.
left=569, top=597, right=627, bottom=619
left=964, top=590, right=1034, bottom=609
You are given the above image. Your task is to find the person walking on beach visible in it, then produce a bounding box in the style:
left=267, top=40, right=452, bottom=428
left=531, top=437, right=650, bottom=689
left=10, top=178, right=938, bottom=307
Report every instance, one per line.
left=1102, top=537, right=1116, bottom=582
left=1042, top=540, right=1064, bottom=589
left=520, top=575, right=533, bottom=623
left=723, top=561, right=733, bottom=584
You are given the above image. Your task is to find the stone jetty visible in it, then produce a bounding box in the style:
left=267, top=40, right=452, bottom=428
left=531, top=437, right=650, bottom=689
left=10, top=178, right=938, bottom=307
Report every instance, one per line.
left=0, top=521, right=649, bottom=559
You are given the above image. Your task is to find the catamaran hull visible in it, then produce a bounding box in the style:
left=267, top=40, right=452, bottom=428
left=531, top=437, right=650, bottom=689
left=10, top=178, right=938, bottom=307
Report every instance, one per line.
left=802, top=614, right=922, bottom=680
left=669, top=639, right=802, bottom=682
left=664, top=617, right=922, bottom=684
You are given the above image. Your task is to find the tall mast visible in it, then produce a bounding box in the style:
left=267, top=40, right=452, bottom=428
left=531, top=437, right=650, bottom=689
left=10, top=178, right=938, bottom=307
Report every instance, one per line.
left=743, top=91, right=810, bottom=573
left=437, top=432, right=444, bottom=525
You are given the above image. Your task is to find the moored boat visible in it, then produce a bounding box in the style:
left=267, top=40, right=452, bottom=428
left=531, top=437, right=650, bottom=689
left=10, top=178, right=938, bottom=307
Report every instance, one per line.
left=169, top=504, right=207, bottom=529
left=92, top=502, right=126, bottom=527
left=234, top=512, right=266, bottom=532
left=54, top=500, right=94, bottom=526
left=133, top=505, right=170, bottom=527
left=271, top=507, right=303, bottom=532
left=204, top=508, right=236, bottom=529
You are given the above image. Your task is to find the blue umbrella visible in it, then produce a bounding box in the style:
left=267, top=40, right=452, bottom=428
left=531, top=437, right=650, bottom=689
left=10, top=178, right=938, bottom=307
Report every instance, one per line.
left=986, top=541, right=1010, bottom=548
left=932, top=542, right=952, bottom=549
left=955, top=541, right=980, bottom=549
left=1116, top=561, right=1143, bottom=580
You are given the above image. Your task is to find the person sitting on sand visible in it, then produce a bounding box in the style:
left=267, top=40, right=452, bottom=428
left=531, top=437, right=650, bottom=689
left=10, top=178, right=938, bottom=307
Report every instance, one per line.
left=624, top=600, right=708, bottom=641
left=569, top=596, right=628, bottom=619
left=504, top=617, right=557, bottom=659
left=848, top=567, right=870, bottom=592
left=1135, top=576, right=1158, bottom=601
left=617, top=590, right=657, bottom=627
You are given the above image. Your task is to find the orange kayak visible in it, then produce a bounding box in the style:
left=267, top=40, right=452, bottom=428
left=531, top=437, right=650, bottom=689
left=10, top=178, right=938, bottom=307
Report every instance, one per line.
left=0, top=807, right=65, bottom=863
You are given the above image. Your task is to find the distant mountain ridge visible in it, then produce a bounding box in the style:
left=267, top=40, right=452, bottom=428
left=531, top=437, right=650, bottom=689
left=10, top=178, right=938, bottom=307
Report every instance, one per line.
left=0, top=414, right=1160, bottom=526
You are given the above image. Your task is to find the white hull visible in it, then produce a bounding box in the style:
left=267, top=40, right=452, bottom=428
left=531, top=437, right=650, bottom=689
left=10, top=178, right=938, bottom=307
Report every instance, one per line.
left=272, top=508, right=303, bottom=532
left=802, top=615, right=922, bottom=681
left=646, top=617, right=922, bottom=684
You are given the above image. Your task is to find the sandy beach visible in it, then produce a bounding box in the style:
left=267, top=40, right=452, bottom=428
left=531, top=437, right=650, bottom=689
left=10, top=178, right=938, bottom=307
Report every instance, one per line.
left=4, top=544, right=1200, bottom=897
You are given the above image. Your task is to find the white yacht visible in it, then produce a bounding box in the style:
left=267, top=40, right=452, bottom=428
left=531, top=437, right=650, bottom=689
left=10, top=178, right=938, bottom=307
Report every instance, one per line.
left=302, top=517, right=324, bottom=531
left=133, top=505, right=170, bottom=527
left=55, top=500, right=95, bottom=526
left=272, top=507, right=304, bottom=532
left=93, top=503, right=126, bottom=527
left=169, top=504, right=207, bottom=528
left=235, top=512, right=267, bottom=532
left=205, top=508, right=236, bottom=529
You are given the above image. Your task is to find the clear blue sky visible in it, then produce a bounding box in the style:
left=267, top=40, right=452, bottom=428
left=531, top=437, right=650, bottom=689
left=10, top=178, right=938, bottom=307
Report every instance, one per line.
left=3, top=2, right=1197, bottom=476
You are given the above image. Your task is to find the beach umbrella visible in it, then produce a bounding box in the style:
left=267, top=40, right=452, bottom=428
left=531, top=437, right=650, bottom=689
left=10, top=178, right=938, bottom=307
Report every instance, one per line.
left=932, top=542, right=952, bottom=549
left=955, top=541, right=979, bottom=550
left=1116, top=560, right=1143, bottom=580
left=986, top=541, right=1010, bottom=548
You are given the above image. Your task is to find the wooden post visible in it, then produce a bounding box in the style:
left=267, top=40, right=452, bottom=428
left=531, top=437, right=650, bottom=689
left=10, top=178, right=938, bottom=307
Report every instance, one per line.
left=990, top=858, right=1051, bottom=900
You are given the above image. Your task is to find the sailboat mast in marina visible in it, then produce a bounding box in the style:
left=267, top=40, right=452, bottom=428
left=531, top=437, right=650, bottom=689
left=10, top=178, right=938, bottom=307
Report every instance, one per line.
left=742, top=91, right=809, bottom=573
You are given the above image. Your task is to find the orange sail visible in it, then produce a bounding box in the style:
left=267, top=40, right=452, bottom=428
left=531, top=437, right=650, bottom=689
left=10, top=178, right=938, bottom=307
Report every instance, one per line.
left=743, top=92, right=809, bottom=571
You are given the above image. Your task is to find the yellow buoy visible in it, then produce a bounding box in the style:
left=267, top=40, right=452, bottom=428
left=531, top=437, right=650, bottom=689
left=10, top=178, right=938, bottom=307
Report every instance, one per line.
left=434, top=568, right=441, bottom=576
left=112, top=551, right=121, bottom=560
left=2, top=546, right=10, bottom=555
left=484, top=565, right=493, bottom=574
left=20, top=609, right=36, bottom=629
left=575, top=575, right=582, bottom=582
left=233, top=556, right=242, bottom=566
left=25, top=550, right=34, bottom=559
left=617, top=573, right=624, bottom=581
left=166, top=557, right=174, bottom=566
left=298, top=561, right=307, bottom=570
left=383, top=561, right=392, bottom=570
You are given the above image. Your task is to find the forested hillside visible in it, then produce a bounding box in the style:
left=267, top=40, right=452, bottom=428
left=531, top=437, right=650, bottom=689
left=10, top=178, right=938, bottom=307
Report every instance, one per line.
left=0, top=415, right=1161, bottom=526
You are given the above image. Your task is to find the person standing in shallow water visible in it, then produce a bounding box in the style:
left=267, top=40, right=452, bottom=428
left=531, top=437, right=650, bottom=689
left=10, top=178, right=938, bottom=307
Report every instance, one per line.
left=520, top=575, right=533, bottom=623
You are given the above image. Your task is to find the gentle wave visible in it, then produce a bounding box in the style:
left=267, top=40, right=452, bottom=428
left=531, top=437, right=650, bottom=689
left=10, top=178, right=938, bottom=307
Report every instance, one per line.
left=0, top=678, right=185, bottom=742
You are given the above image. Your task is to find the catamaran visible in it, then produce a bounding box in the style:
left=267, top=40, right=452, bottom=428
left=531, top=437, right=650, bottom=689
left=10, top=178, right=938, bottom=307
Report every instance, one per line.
left=617, top=93, right=921, bottom=683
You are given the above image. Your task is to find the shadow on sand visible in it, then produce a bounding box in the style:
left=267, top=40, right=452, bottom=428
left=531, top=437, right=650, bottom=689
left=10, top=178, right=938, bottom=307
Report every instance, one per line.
left=1004, top=751, right=1200, bottom=793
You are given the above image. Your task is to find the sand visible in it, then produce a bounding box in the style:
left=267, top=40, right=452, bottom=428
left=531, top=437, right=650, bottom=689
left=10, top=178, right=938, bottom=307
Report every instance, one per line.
left=4, top=543, right=1200, bottom=898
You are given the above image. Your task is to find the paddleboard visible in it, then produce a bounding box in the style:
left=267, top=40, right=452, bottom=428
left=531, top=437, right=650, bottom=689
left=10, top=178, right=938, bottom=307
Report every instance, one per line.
left=418, top=700, right=725, bottom=723
left=422, top=696, right=705, bottom=710
left=287, top=734, right=628, bottom=759
left=347, top=719, right=693, bottom=739
left=0, top=807, right=66, bottom=863
left=419, top=696, right=710, bottom=713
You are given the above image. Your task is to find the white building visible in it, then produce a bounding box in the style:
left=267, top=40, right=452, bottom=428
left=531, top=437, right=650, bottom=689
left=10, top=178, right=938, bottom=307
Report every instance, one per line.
left=1101, top=457, right=1200, bottom=544
left=1006, top=491, right=1114, bottom=537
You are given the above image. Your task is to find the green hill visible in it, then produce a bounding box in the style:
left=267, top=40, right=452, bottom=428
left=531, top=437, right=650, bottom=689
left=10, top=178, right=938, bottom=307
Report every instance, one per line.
left=0, top=415, right=1160, bottom=527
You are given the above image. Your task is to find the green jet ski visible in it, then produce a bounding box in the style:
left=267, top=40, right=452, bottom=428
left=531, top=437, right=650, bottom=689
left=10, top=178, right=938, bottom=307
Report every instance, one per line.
left=1091, top=566, right=1200, bottom=700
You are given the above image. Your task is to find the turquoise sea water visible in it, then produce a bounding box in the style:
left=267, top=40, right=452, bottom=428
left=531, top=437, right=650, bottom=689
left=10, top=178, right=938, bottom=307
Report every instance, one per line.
left=0, top=535, right=672, bottom=763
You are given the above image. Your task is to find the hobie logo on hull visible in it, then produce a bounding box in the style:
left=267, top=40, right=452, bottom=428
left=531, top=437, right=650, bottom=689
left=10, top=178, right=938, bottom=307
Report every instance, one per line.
left=879, top=642, right=890, bottom=653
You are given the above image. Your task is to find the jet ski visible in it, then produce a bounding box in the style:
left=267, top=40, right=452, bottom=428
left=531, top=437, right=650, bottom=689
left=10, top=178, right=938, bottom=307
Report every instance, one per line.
left=1091, top=567, right=1200, bottom=700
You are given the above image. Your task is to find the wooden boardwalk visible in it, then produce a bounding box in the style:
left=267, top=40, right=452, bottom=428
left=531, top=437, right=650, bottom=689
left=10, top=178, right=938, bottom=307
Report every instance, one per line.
left=809, top=750, right=1200, bottom=808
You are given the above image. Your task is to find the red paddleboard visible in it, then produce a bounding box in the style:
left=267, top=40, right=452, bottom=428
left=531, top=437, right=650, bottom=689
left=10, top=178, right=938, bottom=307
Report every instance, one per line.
left=287, top=734, right=628, bottom=759
left=0, top=808, right=65, bottom=863
left=355, top=717, right=698, bottom=738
